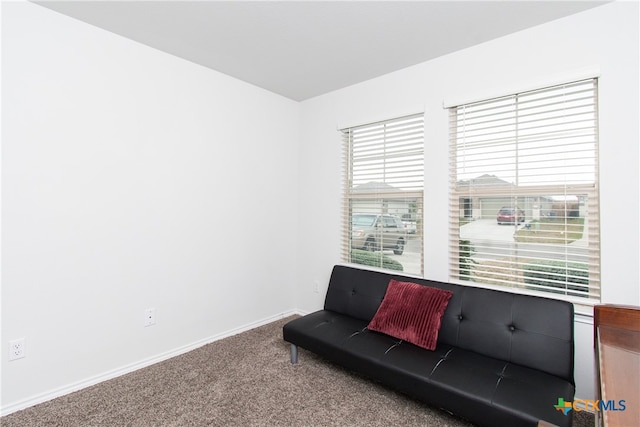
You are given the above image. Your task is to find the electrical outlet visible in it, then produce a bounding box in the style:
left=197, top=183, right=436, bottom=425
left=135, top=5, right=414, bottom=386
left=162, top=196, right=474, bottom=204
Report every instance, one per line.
left=144, top=308, right=156, bottom=327
left=314, top=280, right=320, bottom=293
left=9, top=338, right=25, bottom=361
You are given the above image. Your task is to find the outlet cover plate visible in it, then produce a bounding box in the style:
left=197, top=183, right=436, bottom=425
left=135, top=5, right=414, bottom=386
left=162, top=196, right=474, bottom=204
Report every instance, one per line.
left=9, top=338, right=25, bottom=361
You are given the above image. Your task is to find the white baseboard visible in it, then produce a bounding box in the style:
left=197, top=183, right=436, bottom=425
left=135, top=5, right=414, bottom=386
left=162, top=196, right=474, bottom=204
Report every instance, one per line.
left=1, top=310, right=299, bottom=417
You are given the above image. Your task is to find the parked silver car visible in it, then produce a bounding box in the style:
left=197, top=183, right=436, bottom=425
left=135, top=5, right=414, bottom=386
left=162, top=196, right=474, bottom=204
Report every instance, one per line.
left=401, top=213, right=417, bottom=234
left=351, top=214, right=407, bottom=255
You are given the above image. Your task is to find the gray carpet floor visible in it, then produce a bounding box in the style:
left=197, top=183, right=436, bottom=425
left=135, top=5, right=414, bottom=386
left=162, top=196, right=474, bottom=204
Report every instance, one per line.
left=2, top=315, right=594, bottom=426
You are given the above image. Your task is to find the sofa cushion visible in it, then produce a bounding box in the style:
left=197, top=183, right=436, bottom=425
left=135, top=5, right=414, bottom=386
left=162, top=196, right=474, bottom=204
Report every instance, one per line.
left=367, top=279, right=453, bottom=350
left=284, top=310, right=574, bottom=427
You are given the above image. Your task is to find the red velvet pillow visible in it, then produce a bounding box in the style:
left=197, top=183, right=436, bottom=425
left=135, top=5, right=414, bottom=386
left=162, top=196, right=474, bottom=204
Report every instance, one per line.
left=368, top=279, right=453, bottom=350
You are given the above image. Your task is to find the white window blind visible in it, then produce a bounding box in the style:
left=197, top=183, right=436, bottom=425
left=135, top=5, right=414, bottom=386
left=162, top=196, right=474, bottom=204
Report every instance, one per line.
left=449, top=78, right=600, bottom=301
left=342, top=113, right=424, bottom=275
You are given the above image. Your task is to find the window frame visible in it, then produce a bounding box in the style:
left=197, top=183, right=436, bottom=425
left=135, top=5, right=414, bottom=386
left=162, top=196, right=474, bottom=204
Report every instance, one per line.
left=341, top=113, right=425, bottom=276
left=448, top=78, right=601, bottom=303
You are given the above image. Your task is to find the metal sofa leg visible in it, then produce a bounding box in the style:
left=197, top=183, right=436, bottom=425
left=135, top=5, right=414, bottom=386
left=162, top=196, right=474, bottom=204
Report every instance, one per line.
left=290, top=344, right=299, bottom=364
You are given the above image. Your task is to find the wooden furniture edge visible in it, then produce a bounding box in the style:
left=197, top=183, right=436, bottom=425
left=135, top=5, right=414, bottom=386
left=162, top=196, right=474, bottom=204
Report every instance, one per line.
left=594, top=304, right=640, bottom=336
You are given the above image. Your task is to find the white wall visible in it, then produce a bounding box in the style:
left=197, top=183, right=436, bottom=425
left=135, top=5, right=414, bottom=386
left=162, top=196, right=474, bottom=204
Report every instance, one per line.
left=1, top=1, right=299, bottom=412
left=297, top=1, right=639, bottom=401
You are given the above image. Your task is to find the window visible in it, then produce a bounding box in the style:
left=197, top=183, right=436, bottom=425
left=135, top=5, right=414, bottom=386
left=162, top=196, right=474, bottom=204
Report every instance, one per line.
left=342, top=113, right=424, bottom=275
left=449, top=78, right=600, bottom=301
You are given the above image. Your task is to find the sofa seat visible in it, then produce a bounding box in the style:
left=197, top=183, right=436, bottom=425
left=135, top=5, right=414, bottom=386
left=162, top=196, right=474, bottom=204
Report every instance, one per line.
left=283, top=266, right=576, bottom=427
left=284, top=309, right=573, bottom=426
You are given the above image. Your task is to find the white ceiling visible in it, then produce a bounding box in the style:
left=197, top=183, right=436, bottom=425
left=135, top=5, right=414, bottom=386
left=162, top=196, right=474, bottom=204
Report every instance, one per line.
left=34, top=1, right=607, bottom=101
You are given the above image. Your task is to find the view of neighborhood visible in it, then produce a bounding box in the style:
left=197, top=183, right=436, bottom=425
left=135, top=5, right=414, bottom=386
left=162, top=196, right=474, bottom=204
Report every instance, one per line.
left=346, top=182, right=595, bottom=298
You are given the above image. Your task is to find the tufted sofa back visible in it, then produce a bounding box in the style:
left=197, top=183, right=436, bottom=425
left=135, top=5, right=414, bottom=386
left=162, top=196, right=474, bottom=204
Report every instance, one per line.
left=324, top=265, right=575, bottom=383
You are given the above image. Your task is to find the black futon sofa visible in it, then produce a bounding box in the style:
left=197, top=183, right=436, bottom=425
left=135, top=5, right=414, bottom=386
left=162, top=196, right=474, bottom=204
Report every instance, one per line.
left=283, top=265, right=575, bottom=427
